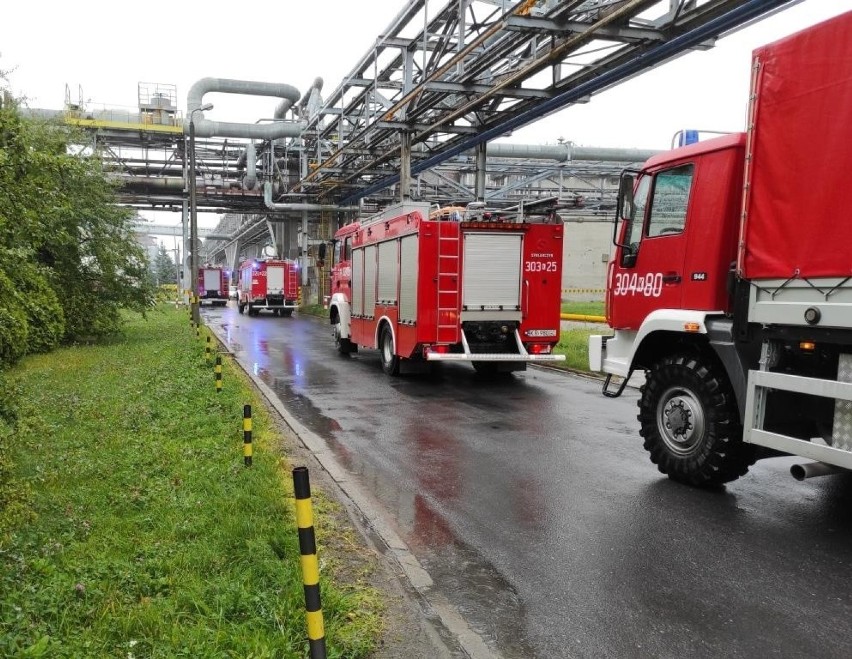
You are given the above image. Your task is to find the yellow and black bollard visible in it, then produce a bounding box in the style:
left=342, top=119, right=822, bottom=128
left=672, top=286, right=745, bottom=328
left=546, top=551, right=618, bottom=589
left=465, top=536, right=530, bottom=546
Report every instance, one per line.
left=205, top=336, right=212, bottom=364
left=293, top=467, right=326, bottom=659
left=215, top=355, right=223, bottom=393
left=243, top=404, right=253, bottom=467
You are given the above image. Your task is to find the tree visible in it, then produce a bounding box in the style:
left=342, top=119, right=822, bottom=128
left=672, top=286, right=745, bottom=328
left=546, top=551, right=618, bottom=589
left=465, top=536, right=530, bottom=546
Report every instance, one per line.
left=152, top=244, right=178, bottom=287
left=0, top=83, right=155, bottom=366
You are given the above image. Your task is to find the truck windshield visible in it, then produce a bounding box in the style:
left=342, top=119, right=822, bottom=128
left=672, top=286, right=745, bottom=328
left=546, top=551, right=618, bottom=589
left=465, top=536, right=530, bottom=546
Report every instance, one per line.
left=646, top=164, right=693, bottom=237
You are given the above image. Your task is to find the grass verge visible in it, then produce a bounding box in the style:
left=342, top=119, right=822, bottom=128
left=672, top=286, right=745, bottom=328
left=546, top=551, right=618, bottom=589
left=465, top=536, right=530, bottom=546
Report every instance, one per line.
left=0, top=305, right=383, bottom=658
left=553, top=329, right=600, bottom=372
left=560, top=301, right=605, bottom=316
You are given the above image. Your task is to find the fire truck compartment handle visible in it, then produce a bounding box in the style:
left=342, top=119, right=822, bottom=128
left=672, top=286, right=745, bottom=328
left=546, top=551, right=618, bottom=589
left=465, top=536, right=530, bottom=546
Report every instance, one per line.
left=523, top=280, right=530, bottom=317
left=662, top=272, right=681, bottom=284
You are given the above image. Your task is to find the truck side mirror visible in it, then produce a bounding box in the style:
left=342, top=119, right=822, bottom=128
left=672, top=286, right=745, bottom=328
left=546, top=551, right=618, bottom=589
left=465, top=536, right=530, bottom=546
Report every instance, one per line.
left=617, top=172, right=635, bottom=222
left=613, top=170, right=637, bottom=250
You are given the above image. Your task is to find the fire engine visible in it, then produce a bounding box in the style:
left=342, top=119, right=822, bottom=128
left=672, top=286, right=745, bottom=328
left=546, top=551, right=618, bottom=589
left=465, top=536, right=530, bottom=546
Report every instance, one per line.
left=590, top=12, right=852, bottom=485
left=328, top=199, right=566, bottom=376
left=197, top=266, right=228, bottom=307
left=237, top=258, right=299, bottom=317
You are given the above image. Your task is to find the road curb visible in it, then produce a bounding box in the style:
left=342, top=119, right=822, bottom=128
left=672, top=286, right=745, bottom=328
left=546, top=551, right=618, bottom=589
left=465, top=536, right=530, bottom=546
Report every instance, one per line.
left=208, top=324, right=501, bottom=659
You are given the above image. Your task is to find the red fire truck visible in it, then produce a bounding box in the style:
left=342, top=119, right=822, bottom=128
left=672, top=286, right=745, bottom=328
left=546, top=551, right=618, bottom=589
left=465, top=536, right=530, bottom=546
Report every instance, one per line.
left=197, top=266, right=228, bottom=307
left=237, top=258, right=299, bottom=317
left=590, top=12, right=852, bottom=485
left=328, top=200, right=566, bottom=375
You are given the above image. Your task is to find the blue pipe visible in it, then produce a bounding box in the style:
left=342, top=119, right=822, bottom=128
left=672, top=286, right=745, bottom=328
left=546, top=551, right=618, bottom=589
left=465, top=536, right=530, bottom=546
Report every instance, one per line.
left=341, top=0, right=797, bottom=203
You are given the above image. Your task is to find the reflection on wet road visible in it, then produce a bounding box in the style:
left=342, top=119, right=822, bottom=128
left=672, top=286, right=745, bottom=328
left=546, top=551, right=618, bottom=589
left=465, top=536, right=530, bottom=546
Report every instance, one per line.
left=205, top=304, right=852, bottom=659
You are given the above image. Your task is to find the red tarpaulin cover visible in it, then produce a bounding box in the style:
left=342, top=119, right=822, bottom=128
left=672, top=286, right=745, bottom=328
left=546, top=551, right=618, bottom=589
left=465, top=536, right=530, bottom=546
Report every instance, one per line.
left=739, top=10, right=852, bottom=280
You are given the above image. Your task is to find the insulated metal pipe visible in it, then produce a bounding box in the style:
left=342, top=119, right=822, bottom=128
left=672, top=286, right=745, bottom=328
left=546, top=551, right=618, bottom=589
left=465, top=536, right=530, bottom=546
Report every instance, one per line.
left=186, top=77, right=304, bottom=139
left=263, top=182, right=357, bottom=212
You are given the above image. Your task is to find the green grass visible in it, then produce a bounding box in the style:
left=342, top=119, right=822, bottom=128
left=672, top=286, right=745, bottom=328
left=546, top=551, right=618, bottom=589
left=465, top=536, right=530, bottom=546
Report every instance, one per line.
left=553, top=329, right=602, bottom=371
left=299, top=304, right=330, bottom=318
left=0, top=305, right=383, bottom=658
left=560, top=300, right=605, bottom=316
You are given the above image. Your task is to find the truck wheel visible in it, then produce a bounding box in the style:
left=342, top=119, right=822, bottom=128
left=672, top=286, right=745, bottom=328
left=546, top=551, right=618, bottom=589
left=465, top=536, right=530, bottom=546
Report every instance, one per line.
left=379, top=326, right=400, bottom=376
left=638, top=352, right=755, bottom=486
left=282, top=309, right=294, bottom=318
left=334, top=322, right=354, bottom=355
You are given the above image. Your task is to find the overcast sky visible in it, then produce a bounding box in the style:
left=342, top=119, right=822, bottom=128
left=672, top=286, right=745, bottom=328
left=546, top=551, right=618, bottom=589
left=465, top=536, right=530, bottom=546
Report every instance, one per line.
left=2, top=0, right=851, bottom=234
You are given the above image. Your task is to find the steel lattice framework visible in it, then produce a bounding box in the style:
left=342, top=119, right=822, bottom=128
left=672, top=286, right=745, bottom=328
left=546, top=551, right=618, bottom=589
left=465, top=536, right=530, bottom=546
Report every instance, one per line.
left=62, top=0, right=802, bottom=267
left=294, top=0, right=799, bottom=205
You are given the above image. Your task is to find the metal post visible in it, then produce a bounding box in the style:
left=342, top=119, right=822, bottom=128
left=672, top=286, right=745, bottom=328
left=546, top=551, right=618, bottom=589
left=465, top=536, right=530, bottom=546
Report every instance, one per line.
left=243, top=405, right=253, bottom=467
left=292, top=467, right=326, bottom=659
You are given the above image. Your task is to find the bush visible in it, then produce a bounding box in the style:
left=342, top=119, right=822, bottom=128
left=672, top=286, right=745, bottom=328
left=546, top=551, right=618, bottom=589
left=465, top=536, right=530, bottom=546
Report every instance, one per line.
left=8, top=260, right=64, bottom=354
left=0, top=268, right=28, bottom=367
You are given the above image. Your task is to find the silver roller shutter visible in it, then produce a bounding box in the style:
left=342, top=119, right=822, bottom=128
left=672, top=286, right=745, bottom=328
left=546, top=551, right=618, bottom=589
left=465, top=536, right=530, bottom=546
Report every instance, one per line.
left=462, top=233, right=522, bottom=310
left=352, top=248, right=364, bottom=316
left=399, top=235, right=419, bottom=323
left=377, top=240, right=399, bottom=304
left=364, top=244, right=377, bottom=315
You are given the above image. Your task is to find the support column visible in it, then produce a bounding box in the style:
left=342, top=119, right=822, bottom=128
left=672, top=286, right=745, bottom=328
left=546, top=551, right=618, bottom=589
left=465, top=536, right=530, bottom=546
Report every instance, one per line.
left=181, top=145, right=189, bottom=305
left=301, top=210, right=309, bottom=287
left=225, top=241, right=240, bottom=276
left=474, top=141, right=487, bottom=202
left=400, top=131, right=412, bottom=203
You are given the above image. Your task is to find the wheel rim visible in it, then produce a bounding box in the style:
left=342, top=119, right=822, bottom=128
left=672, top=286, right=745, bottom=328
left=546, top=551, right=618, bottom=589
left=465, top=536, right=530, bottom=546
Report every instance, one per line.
left=656, top=386, right=706, bottom=456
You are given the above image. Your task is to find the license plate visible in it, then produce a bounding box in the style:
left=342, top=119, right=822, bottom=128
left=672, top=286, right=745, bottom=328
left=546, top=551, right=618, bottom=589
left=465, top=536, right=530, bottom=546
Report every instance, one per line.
left=526, top=329, right=556, bottom=337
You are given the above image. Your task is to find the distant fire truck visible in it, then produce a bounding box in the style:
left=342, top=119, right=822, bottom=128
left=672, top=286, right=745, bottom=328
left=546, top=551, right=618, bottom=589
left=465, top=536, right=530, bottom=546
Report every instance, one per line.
left=328, top=200, right=566, bottom=375
left=237, top=258, right=299, bottom=317
left=197, top=266, right=228, bottom=307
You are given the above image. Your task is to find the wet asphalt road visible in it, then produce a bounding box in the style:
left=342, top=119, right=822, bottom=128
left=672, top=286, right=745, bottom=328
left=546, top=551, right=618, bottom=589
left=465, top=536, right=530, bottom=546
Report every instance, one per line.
left=204, top=304, right=852, bottom=659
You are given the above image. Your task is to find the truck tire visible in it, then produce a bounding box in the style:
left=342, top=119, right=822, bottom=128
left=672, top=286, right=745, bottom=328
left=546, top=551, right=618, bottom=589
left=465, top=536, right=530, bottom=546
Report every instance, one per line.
left=638, top=352, right=755, bottom=486
left=379, top=326, right=400, bottom=376
left=282, top=309, right=294, bottom=318
left=334, top=322, right=354, bottom=355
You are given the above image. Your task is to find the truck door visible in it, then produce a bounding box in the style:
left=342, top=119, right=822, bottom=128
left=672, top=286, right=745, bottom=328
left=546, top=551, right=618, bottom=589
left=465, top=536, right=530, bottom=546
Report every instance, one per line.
left=609, top=164, right=694, bottom=329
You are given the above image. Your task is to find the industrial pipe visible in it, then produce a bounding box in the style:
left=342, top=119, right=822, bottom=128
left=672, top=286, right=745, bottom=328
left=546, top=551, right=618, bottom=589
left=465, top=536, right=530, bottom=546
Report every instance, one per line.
left=186, top=77, right=305, bottom=139
left=790, top=461, right=847, bottom=481
left=298, top=77, right=324, bottom=117
left=486, top=143, right=660, bottom=163
left=243, top=142, right=257, bottom=190
left=263, top=182, right=357, bottom=212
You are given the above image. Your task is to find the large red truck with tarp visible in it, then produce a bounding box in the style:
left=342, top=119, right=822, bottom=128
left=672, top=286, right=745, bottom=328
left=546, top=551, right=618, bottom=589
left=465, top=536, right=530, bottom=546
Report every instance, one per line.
left=590, top=11, right=852, bottom=485
left=237, top=258, right=299, bottom=317
left=197, top=266, right=228, bottom=307
left=328, top=200, right=566, bottom=376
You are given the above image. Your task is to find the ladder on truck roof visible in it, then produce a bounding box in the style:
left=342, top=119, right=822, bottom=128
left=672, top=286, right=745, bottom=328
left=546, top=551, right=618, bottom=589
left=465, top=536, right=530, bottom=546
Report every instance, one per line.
left=286, top=263, right=299, bottom=300
left=436, top=222, right=460, bottom=344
